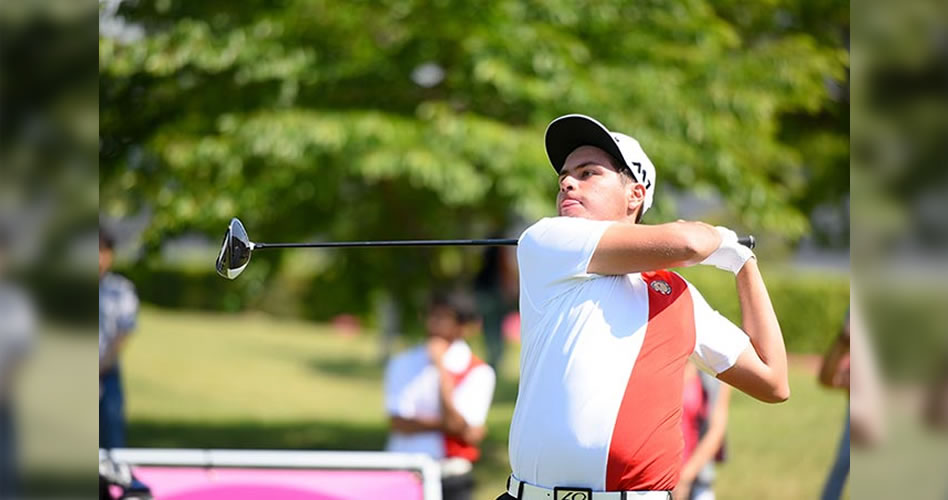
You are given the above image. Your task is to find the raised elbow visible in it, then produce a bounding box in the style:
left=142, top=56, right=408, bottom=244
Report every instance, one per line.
left=767, top=383, right=791, bottom=404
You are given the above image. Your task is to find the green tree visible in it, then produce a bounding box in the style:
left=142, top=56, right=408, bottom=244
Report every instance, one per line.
left=100, top=0, right=848, bottom=316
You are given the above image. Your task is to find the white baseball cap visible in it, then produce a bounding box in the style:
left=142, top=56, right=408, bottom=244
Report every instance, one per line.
left=545, top=114, right=657, bottom=217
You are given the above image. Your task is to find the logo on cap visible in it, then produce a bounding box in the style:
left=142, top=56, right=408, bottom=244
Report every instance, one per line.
left=631, top=161, right=651, bottom=189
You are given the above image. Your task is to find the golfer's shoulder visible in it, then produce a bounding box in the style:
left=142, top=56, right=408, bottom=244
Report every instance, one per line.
left=518, top=217, right=556, bottom=244
left=518, top=217, right=608, bottom=250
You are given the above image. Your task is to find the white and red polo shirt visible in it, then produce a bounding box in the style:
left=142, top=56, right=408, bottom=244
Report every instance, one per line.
left=385, top=340, right=496, bottom=461
left=509, top=217, right=750, bottom=491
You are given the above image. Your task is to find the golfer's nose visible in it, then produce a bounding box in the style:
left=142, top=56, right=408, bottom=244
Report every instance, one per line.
left=559, top=175, right=577, bottom=192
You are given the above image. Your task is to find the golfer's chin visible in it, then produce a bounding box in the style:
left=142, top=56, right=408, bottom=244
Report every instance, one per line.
left=558, top=202, right=587, bottom=218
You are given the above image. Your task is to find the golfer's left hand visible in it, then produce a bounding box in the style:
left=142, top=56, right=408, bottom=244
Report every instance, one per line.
left=700, top=226, right=755, bottom=274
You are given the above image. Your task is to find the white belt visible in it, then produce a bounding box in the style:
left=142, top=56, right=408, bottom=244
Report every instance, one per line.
left=507, top=476, right=672, bottom=500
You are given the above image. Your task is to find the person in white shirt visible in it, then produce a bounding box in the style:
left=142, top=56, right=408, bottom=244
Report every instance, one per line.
left=385, top=291, right=497, bottom=500
left=500, top=114, right=789, bottom=500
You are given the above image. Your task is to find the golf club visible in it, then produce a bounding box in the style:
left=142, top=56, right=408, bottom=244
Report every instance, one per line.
left=215, top=217, right=756, bottom=280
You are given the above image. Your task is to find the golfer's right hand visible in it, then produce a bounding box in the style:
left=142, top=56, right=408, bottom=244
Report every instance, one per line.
left=700, top=226, right=755, bottom=274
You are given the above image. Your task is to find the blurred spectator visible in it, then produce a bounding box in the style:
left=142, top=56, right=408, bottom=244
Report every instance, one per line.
left=99, top=227, right=152, bottom=498
left=98, top=228, right=139, bottom=449
left=674, top=362, right=730, bottom=500
left=924, top=353, right=948, bottom=430
left=847, top=297, right=885, bottom=447
left=474, top=244, right=518, bottom=368
left=0, top=227, right=35, bottom=499
left=817, top=309, right=855, bottom=500
left=384, top=291, right=496, bottom=500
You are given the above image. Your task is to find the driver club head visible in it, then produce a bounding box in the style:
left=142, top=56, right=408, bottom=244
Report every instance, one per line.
left=215, top=218, right=254, bottom=280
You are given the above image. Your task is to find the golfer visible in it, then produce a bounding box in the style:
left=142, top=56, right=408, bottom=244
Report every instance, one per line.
left=499, top=114, right=788, bottom=500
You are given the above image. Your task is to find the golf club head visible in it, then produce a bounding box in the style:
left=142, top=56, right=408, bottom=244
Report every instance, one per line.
left=215, top=218, right=253, bottom=280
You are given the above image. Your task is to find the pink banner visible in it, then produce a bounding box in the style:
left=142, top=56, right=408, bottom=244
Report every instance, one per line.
left=131, top=466, right=425, bottom=500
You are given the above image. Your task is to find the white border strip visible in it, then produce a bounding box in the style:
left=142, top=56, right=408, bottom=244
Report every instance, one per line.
left=100, top=448, right=442, bottom=500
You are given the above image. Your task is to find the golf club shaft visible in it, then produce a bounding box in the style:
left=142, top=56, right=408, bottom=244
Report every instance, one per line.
left=254, top=235, right=756, bottom=250
left=255, top=239, right=520, bottom=249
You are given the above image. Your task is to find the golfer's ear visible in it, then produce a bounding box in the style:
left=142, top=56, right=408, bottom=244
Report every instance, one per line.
left=627, top=183, right=646, bottom=212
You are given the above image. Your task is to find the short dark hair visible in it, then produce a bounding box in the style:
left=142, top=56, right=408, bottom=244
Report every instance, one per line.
left=428, top=290, right=478, bottom=324
left=99, top=228, right=116, bottom=251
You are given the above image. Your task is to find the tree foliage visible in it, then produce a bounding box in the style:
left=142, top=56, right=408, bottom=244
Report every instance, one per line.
left=100, top=0, right=848, bottom=305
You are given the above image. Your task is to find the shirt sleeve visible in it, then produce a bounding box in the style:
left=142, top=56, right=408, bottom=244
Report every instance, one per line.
left=452, top=365, right=496, bottom=427
left=516, top=217, right=615, bottom=310
left=688, top=281, right=751, bottom=375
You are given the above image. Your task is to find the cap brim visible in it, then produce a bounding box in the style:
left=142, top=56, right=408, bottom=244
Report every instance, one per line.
left=545, top=114, right=626, bottom=174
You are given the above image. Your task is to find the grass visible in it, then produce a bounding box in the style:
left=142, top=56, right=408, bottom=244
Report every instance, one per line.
left=849, top=390, right=948, bottom=500
left=122, top=307, right=848, bottom=499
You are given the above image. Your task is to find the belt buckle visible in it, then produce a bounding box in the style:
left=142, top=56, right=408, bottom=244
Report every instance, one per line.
left=553, top=486, right=593, bottom=500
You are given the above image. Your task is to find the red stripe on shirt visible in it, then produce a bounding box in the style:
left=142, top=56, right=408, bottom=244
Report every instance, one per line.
left=443, top=355, right=485, bottom=462
left=605, top=271, right=696, bottom=491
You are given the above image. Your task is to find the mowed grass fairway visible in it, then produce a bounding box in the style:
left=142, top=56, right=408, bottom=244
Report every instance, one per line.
left=125, top=307, right=847, bottom=499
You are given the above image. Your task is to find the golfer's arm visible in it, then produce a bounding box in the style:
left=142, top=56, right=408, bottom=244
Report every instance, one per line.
left=717, top=260, right=790, bottom=403
left=588, top=221, right=720, bottom=275
left=680, top=385, right=731, bottom=482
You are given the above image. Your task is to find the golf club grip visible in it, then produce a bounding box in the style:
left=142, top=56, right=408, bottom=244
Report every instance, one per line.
left=255, top=235, right=756, bottom=249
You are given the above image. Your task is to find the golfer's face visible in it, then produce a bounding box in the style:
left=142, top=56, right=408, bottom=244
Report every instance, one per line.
left=557, top=146, right=630, bottom=221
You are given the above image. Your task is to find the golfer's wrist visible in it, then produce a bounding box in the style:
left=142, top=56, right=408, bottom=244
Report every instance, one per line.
left=736, top=254, right=758, bottom=277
